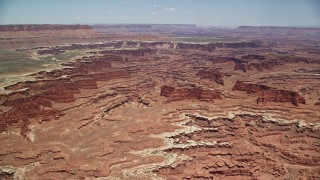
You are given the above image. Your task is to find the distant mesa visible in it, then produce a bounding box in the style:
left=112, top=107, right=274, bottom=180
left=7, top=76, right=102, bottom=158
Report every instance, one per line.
left=0, top=24, right=92, bottom=31
left=0, top=24, right=96, bottom=38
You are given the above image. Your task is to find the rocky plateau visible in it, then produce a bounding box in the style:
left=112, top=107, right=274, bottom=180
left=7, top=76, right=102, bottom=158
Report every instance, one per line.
left=0, top=24, right=319, bottom=179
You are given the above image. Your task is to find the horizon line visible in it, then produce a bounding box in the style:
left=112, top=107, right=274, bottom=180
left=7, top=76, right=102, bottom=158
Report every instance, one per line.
left=0, top=23, right=320, bottom=28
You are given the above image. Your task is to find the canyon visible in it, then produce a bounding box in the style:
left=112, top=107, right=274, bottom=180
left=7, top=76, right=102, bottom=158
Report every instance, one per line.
left=0, top=24, right=319, bottom=179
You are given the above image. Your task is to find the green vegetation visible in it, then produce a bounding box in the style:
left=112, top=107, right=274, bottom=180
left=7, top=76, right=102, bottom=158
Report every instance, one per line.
left=0, top=49, right=86, bottom=89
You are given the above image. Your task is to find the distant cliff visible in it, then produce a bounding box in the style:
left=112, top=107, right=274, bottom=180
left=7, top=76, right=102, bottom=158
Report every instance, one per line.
left=0, top=24, right=96, bottom=38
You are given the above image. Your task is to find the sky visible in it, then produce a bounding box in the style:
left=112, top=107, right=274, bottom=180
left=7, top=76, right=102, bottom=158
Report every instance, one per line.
left=0, top=0, right=319, bottom=26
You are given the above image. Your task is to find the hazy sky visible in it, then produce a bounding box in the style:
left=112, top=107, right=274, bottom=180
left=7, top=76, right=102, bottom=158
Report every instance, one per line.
left=0, top=0, right=319, bottom=26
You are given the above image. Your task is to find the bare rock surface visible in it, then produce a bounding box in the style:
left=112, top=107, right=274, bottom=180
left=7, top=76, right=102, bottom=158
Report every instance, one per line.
left=0, top=25, right=320, bottom=179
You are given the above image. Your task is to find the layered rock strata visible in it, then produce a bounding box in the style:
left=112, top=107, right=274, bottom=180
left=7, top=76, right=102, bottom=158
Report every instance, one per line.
left=233, top=81, right=306, bottom=106
left=160, top=86, right=222, bottom=102
left=0, top=33, right=319, bottom=179
left=197, top=70, right=225, bottom=85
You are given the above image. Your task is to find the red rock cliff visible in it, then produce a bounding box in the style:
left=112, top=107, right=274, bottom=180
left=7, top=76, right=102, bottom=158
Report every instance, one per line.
left=232, top=81, right=306, bottom=106
left=257, top=90, right=306, bottom=106
left=197, top=70, right=224, bottom=85
left=160, top=86, right=221, bottom=102
left=232, top=81, right=270, bottom=93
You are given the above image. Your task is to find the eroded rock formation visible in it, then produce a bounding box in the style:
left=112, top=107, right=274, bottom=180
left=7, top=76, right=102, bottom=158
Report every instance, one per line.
left=176, top=42, right=216, bottom=52
left=241, top=54, right=266, bottom=60
left=155, top=114, right=320, bottom=180
left=196, top=70, right=225, bottom=85
left=160, top=85, right=221, bottom=102
left=0, top=54, right=129, bottom=136
left=232, top=81, right=271, bottom=93
left=257, top=89, right=306, bottom=106
left=232, top=81, right=306, bottom=106
left=32, top=40, right=262, bottom=55
left=214, top=40, right=262, bottom=48
left=0, top=26, right=319, bottom=179
left=234, top=61, right=279, bottom=72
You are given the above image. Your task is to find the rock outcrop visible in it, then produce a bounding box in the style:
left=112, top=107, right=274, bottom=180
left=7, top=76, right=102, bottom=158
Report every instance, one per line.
left=212, top=56, right=244, bottom=64
left=208, top=55, right=320, bottom=73
left=0, top=55, right=129, bottom=136
left=214, top=40, right=262, bottom=48
left=36, top=41, right=125, bottom=55
left=176, top=42, right=216, bottom=52
left=0, top=95, right=62, bottom=136
left=232, top=81, right=306, bottom=106
left=96, top=48, right=157, bottom=57
left=33, top=40, right=263, bottom=55
left=196, top=70, right=225, bottom=85
left=234, top=61, right=279, bottom=72
left=241, top=54, right=266, bottom=60
left=257, top=89, right=306, bottom=106
left=160, top=86, right=221, bottom=102
left=232, top=81, right=270, bottom=93
left=156, top=114, right=320, bottom=180
left=160, top=86, right=175, bottom=97
left=0, top=25, right=319, bottom=180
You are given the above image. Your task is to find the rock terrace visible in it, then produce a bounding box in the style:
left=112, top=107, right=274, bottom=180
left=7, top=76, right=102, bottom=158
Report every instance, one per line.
left=0, top=25, right=320, bottom=179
